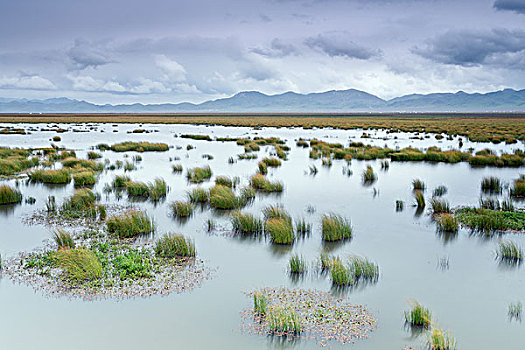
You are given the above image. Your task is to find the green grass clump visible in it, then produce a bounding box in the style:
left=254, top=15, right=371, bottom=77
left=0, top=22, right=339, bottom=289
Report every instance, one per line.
left=497, top=240, right=523, bottom=261
left=481, top=176, right=502, bottom=193
left=263, top=205, right=292, bottom=222
left=508, top=302, right=523, bottom=319
left=154, top=233, right=195, bottom=258
left=404, top=301, right=432, bottom=327
left=231, top=211, right=263, bottom=234
left=348, top=256, right=379, bottom=281
left=456, top=207, right=525, bottom=231
left=112, top=175, right=131, bottom=188
left=170, top=200, right=195, bottom=217
left=436, top=214, right=459, bottom=232
left=289, top=254, right=306, bottom=274
left=215, top=175, right=239, bottom=188
left=295, top=218, right=312, bottom=235
left=262, top=157, right=282, bottom=167
left=87, top=151, right=102, bottom=159
left=126, top=181, right=150, bottom=197
left=432, top=185, right=448, bottom=197
left=427, top=328, right=456, bottom=350
left=0, top=184, right=22, bottom=204
left=180, top=134, right=212, bottom=141
left=172, top=164, right=183, bottom=173
left=107, top=210, right=155, bottom=238
left=430, top=198, right=450, bottom=214
left=110, top=141, right=169, bottom=152
left=187, top=187, right=209, bottom=203
left=412, top=179, right=426, bottom=191
left=510, top=176, right=525, bottom=197
left=148, top=178, right=167, bottom=201
left=321, top=214, right=352, bottom=242
left=239, top=186, right=256, bottom=202
left=257, top=161, right=268, bottom=175
left=73, top=171, right=96, bottom=187
left=61, top=157, right=103, bottom=172
left=29, top=168, right=71, bottom=184
left=265, top=218, right=295, bottom=244
left=209, top=185, right=242, bottom=209
left=53, top=228, right=76, bottom=249
left=250, top=174, right=283, bottom=192
left=414, top=191, right=425, bottom=209
left=267, top=306, right=301, bottom=335
left=186, top=166, right=212, bottom=183
left=330, top=259, right=352, bottom=286
left=362, top=165, right=376, bottom=183
left=55, top=247, right=102, bottom=281
left=254, top=291, right=268, bottom=316
left=61, top=188, right=96, bottom=214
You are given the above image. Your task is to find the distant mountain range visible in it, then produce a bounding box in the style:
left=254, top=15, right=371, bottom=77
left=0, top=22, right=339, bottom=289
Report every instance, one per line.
left=1, top=88, right=525, bottom=113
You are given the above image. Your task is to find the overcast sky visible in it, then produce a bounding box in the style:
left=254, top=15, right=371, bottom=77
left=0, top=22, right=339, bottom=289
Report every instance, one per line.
left=0, top=0, right=524, bottom=104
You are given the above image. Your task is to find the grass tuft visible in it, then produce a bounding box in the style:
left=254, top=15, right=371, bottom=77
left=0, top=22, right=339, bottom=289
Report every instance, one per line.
left=321, top=214, right=352, bottom=241
left=0, top=184, right=22, bottom=204
left=154, top=233, right=195, bottom=258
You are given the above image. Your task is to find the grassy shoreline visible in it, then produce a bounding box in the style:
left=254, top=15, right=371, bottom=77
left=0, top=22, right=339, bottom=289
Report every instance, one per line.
left=0, top=113, right=524, bottom=142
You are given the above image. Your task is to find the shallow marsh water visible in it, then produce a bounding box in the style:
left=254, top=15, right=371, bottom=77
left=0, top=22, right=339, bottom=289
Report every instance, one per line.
left=0, top=123, right=524, bottom=350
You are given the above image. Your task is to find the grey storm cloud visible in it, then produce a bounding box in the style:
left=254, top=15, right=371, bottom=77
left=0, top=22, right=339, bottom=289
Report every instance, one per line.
left=413, top=29, right=525, bottom=68
left=250, top=39, right=299, bottom=58
left=493, top=0, right=525, bottom=14
left=68, top=39, right=114, bottom=70
left=304, top=32, right=381, bottom=59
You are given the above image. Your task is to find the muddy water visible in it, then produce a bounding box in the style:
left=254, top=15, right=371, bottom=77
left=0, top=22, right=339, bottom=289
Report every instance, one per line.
left=0, top=123, right=524, bottom=350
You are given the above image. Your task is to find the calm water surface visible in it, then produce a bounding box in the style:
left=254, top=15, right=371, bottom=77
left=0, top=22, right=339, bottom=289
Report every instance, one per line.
left=0, top=123, right=524, bottom=350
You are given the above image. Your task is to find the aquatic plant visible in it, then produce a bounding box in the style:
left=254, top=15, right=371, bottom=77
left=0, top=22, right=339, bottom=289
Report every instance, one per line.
left=215, top=175, right=239, bottom=188
left=254, top=291, right=269, bottom=316
left=186, top=166, right=212, bottom=183
left=289, top=254, right=306, bottom=274
left=154, top=233, right=195, bottom=258
left=53, top=228, right=76, bottom=250
left=231, top=211, right=263, bottom=234
left=267, top=306, right=301, bottom=334
left=180, top=134, right=212, bottom=141
left=496, top=240, right=523, bottom=261
left=29, top=168, right=71, bottom=184
left=404, top=301, right=432, bottom=327
left=330, top=259, right=352, bottom=286
left=362, top=165, right=376, bottom=183
left=61, top=188, right=97, bottom=214
left=148, top=178, right=167, bottom=201
left=257, top=161, right=268, bottom=175
left=436, top=214, right=459, bottom=232
left=0, top=185, right=22, bottom=205
left=250, top=174, right=283, bottom=192
left=510, top=176, right=525, bottom=197
left=265, top=218, right=295, bottom=244
left=396, top=200, right=404, bottom=211
left=187, top=187, right=209, bottom=203
left=414, top=191, right=425, bottom=209
left=427, top=327, right=456, bottom=350
left=209, top=185, right=242, bottom=209
left=87, top=151, right=102, bottom=159
left=481, top=176, right=502, bottom=193
left=262, top=157, right=282, bottom=167
left=456, top=207, right=525, bottom=232
left=55, top=248, right=103, bottom=281
left=295, top=218, right=312, bottom=235
left=430, top=198, right=450, bottom=214
left=112, top=175, right=131, bottom=188
left=110, top=141, right=169, bottom=152
left=170, top=200, right=195, bottom=217
left=73, top=171, right=96, bottom=187
left=412, top=179, right=426, bottom=191
left=126, top=181, right=150, bottom=197
left=348, top=256, right=379, bottom=281
left=172, top=164, right=183, bottom=173
left=107, top=210, right=155, bottom=238
left=508, top=302, right=522, bottom=320
left=321, top=214, right=352, bottom=242
left=432, top=185, right=448, bottom=197
left=263, top=205, right=291, bottom=223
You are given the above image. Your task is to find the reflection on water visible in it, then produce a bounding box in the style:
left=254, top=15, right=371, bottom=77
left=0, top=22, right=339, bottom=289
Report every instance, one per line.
left=0, top=123, right=524, bottom=350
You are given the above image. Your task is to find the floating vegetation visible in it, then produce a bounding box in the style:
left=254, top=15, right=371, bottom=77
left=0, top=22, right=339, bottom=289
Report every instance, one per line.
left=231, top=211, right=263, bottom=234
left=53, top=228, right=76, bottom=249
left=496, top=240, right=523, bottom=261
left=29, top=168, right=71, bottom=184
left=180, top=134, right=212, bottom=141
left=404, top=300, right=432, bottom=328
left=170, top=200, right=195, bottom=218
left=110, top=142, right=169, bottom=152
left=242, top=287, right=376, bottom=346
left=186, top=166, right=212, bottom=183
left=321, top=214, right=352, bottom=242
left=0, top=184, right=22, bottom=205
left=107, top=210, right=155, bottom=238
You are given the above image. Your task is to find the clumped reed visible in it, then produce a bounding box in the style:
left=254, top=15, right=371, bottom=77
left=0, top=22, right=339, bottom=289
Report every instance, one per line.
left=250, top=174, right=283, bottom=192
left=55, top=247, right=103, bottom=281
left=362, top=165, right=376, bottom=183
left=348, top=256, right=379, bottom=281
left=263, top=205, right=292, bottom=223
left=73, top=171, right=96, bottom=187
left=330, top=259, right=352, bottom=286
left=432, top=185, right=448, bottom=197
left=289, top=254, right=307, bottom=274
left=29, top=168, right=71, bottom=184
left=412, top=179, right=426, bottom=191
left=404, top=300, right=432, bottom=327
left=257, top=161, right=268, bottom=175
left=321, top=214, right=352, bottom=241
left=496, top=240, right=523, bottom=261
left=427, top=328, right=456, bottom=350
left=107, top=210, right=155, bottom=238
left=53, top=228, right=76, bottom=249
left=110, top=141, right=169, bottom=152
left=295, top=218, right=312, bottom=235
left=172, top=164, right=183, bottom=173
left=0, top=185, right=22, bottom=205
left=209, top=185, right=243, bottom=209
left=436, top=214, right=459, bottom=232
left=154, top=233, right=195, bottom=258
left=262, top=157, right=282, bottom=167
left=265, top=218, right=295, bottom=244
left=231, top=211, right=263, bottom=234
left=267, top=306, right=301, bottom=334
left=61, top=188, right=97, bottom=214
left=414, top=191, right=425, bottom=209
left=112, top=175, right=131, bottom=188
left=481, top=176, right=502, bottom=193
left=254, top=291, right=269, bottom=316
left=186, top=166, right=212, bottom=183
left=215, top=175, right=239, bottom=188
left=510, top=176, right=525, bottom=197
left=430, top=198, right=450, bottom=214
left=187, top=187, right=209, bottom=203
left=171, top=200, right=195, bottom=217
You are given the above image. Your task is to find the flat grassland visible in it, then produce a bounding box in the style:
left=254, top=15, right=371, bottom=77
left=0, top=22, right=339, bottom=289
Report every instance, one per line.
left=0, top=113, right=524, bottom=142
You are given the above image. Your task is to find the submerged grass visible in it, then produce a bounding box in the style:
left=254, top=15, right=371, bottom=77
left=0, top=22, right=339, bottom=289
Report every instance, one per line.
left=496, top=240, right=523, bottom=261
left=289, top=254, right=307, bottom=274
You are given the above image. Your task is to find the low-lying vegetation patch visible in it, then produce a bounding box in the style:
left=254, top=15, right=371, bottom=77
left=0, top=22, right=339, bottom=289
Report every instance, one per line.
left=250, top=174, right=283, bottom=192
left=404, top=300, right=432, bottom=328
left=107, top=210, right=155, bottom=238
left=110, top=142, right=169, bottom=152
left=321, top=214, right=352, bottom=242
left=186, top=166, right=212, bottom=183
left=456, top=207, right=525, bottom=232
left=0, top=184, right=22, bottom=204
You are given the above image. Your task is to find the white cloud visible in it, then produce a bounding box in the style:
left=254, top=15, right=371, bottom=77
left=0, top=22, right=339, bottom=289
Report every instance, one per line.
left=68, top=75, right=126, bottom=92
left=155, top=55, right=187, bottom=81
left=0, top=75, right=56, bottom=90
